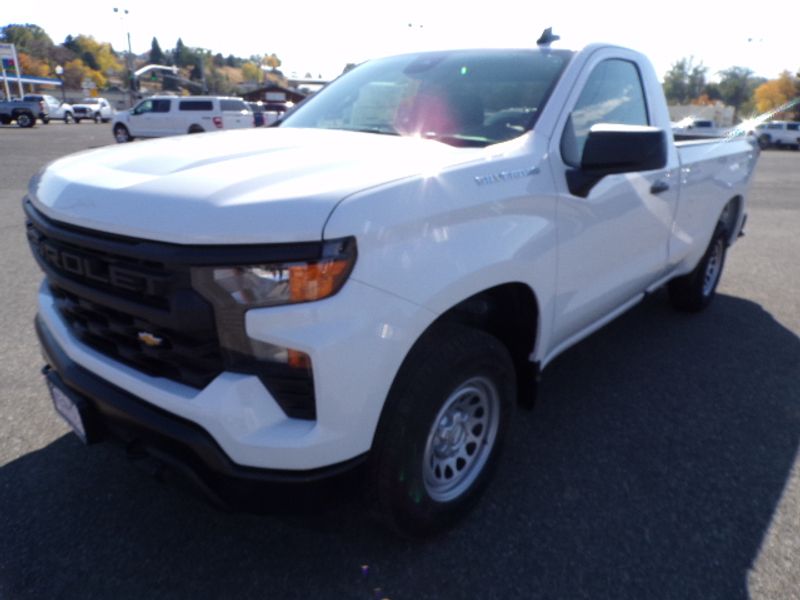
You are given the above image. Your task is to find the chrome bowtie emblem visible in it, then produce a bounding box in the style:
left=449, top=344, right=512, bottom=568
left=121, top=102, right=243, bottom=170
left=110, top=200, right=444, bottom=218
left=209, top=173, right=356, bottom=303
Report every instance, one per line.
left=137, top=331, right=164, bottom=347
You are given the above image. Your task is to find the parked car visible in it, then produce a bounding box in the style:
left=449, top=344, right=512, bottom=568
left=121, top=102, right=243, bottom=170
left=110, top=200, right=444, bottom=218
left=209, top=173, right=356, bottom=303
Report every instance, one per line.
left=754, top=121, right=800, bottom=150
left=73, top=97, right=114, bottom=123
left=23, top=94, right=74, bottom=124
left=672, top=117, right=727, bottom=139
left=0, top=97, right=48, bottom=127
left=112, top=95, right=254, bottom=142
left=26, top=39, right=758, bottom=537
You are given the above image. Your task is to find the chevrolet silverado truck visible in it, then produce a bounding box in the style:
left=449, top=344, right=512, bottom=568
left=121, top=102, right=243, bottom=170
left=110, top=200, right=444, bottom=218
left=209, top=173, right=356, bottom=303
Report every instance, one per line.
left=0, top=97, right=48, bottom=127
left=25, top=39, right=758, bottom=537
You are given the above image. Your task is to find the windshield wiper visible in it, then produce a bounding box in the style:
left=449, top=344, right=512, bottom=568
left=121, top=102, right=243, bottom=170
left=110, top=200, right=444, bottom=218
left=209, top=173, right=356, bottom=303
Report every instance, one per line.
left=340, top=126, right=400, bottom=136
left=422, top=132, right=492, bottom=148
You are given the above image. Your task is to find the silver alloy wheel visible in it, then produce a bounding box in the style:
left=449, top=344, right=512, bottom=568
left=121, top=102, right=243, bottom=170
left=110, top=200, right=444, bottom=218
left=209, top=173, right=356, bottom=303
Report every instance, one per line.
left=703, top=237, right=724, bottom=296
left=423, top=376, right=500, bottom=502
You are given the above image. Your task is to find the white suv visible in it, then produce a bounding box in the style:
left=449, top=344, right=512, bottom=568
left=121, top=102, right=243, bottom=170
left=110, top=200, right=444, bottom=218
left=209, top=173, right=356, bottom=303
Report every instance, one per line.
left=112, top=96, right=254, bottom=142
left=755, top=121, right=800, bottom=150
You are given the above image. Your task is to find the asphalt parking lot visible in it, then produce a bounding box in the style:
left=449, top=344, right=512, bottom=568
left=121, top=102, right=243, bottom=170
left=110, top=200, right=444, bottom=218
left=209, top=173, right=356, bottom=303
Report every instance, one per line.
left=1, top=123, right=798, bottom=599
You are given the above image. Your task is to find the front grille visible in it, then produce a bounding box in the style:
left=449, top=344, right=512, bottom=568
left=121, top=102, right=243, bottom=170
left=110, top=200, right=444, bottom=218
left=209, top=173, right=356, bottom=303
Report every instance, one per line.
left=26, top=203, right=223, bottom=389
left=50, top=285, right=222, bottom=388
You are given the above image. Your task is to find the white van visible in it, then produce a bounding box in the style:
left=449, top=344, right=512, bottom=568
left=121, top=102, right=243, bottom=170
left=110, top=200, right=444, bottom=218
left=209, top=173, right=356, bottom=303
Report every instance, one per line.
left=112, top=96, right=254, bottom=142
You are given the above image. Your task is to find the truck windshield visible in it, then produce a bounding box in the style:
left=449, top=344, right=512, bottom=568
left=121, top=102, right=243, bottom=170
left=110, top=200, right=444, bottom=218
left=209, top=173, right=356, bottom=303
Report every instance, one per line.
left=281, top=49, right=572, bottom=147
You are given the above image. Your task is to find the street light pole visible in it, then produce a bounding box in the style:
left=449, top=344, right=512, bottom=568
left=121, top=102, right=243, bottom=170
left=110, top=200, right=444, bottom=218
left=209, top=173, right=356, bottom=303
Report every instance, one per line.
left=55, top=65, right=65, bottom=102
left=113, top=7, right=135, bottom=107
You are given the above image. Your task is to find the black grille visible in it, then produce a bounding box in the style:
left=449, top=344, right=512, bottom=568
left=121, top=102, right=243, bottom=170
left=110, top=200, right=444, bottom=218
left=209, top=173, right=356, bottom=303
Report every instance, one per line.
left=25, top=200, right=321, bottom=419
left=26, top=203, right=223, bottom=389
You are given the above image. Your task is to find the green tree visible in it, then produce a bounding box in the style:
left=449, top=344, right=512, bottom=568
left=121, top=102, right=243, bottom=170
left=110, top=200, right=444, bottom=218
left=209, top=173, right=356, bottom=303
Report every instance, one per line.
left=63, top=34, right=79, bottom=54
left=0, top=24, right=53, bottom=59
left=663, top=57, right=707, bottom=104
left=150, top=37, right=164, bottom=64
left=81, top=50, right=99, bottom=71
left=174, top=38, right=194, bottom=68
left=717, top=67, right=761, bottom=121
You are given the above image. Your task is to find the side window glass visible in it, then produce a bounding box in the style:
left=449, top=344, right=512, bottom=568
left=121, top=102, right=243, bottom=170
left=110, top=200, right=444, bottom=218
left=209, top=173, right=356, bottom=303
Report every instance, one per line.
left=153, top=99, right=171, bottom=113
left=561, top=59, right=649, bottom=166
left=133, top=100, right=153, bottom=115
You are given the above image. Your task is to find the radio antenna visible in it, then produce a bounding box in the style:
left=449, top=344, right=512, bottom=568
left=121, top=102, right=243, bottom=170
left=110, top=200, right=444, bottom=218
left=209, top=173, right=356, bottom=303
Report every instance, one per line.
left=537, top=27, right=560, bottom=47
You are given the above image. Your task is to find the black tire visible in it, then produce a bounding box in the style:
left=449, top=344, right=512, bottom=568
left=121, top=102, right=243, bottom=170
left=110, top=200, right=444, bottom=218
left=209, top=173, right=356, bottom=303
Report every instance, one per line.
left=368, top=323, right=516, bottom=538
left=94, top=112, right=102, bottom=123
left=668, top=222, right=728, bottom=312
left=75, top=118, right=82, bottom=124
left=113, top=124, right=132, bottom=143
left=42, top=116, right=50, bottom=124
left=64, top=112, right=74, bottom=124
left=758, top=134, right=771, bottom=150
left=188, top=125, right=204, bottom=134
left=16, top=112, right=34, bottom=128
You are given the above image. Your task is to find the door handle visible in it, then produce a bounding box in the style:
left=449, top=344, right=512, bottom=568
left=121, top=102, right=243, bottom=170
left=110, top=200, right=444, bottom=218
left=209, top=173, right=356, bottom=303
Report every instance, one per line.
left=650, top=180, right=670, bottom=195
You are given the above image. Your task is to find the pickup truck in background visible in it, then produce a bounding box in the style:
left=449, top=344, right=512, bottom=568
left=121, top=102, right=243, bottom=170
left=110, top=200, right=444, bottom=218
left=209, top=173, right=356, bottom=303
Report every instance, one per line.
left=25, top=36, right=758, bottom=537
left=72, top=97, right=114, bottom=123
left=0, top=97, right=48, bottom=127
left=755, top=120, right=800, bottom=150
left=23, top=94, right=75, bottom=124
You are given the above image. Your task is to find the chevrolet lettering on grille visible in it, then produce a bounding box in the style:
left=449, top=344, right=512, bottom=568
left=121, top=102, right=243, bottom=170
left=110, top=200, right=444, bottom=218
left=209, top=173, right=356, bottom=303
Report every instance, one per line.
left=31, top=236, right=163, bottom=296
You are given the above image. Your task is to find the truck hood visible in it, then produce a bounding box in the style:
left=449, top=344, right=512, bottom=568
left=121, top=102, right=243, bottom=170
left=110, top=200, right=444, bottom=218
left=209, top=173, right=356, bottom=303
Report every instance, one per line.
left=29, top=128, right=475, bottom=244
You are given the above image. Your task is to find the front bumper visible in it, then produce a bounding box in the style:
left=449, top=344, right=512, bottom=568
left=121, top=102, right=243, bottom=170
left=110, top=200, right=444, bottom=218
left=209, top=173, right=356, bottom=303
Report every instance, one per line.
left=37, top=314, right=368, bottom=508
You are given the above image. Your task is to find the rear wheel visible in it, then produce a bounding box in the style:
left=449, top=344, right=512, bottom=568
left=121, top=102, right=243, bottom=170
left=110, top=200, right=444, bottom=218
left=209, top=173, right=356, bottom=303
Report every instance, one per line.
left=369, top=324, right=515, bottom=538
left=42, top=116, right=50, bottom=124
left=758, top=134, right=771, bottom=150
left=113, top=124, right=132, bottom=143
left=75, top=118, right=82, bottom=124
left=668, top=222, right=728, bottom=312
left=64, top=112, right=74, bottom=124
left=188, top=125, right=204, bottom=134
left=94, top=112, right=102, bottom=123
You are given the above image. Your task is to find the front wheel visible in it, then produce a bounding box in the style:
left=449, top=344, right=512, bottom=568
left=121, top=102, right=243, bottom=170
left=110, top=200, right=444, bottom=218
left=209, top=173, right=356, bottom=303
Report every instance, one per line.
left=113, top=124, right=133, bottom=143
left=94, top=112, right=102, bottom=123
left=64, top=112, right=74, bottom=124
left=42, top=116, right=50, bottom=124
left=369, top=324, right=515, bottom=538
left=668, top=222, right=728, bottom=312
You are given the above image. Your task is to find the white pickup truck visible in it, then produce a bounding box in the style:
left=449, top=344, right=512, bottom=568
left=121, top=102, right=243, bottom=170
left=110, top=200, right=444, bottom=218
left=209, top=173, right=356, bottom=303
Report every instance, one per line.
left=26, top=38, right=758, bottom=537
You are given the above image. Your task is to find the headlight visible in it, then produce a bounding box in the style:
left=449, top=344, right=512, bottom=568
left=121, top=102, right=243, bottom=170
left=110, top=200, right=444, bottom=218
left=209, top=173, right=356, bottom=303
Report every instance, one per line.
left=189, top=237, right=357, bottom=420
left=192, top=237, right=356, bottom=309
left=210, top=257, right=351, bottom=307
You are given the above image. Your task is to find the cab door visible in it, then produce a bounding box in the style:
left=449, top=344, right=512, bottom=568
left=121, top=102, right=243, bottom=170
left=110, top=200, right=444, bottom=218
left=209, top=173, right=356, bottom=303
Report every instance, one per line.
left=128, top=99, right=156, bottom=137
left=549, top=51, right=680, bottom=348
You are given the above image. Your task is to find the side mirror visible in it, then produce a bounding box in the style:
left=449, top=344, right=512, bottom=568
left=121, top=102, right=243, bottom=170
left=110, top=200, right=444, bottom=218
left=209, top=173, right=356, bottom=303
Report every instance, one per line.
left=567, top=124, right=667, bottom=197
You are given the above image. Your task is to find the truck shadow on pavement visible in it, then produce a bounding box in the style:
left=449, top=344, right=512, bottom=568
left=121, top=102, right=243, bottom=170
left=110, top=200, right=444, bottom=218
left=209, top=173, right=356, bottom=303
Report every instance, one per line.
left=1, top=293, right=798, bottom=600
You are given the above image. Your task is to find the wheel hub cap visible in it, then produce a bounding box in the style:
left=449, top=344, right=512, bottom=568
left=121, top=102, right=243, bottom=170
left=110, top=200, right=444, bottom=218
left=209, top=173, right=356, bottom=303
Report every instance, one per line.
left=423, top=376, right=500, bottom=502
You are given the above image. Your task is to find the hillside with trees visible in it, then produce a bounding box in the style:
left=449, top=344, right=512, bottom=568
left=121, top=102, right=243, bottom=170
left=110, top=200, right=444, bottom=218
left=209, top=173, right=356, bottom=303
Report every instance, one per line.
left=0, top=23, right=287, bottom=97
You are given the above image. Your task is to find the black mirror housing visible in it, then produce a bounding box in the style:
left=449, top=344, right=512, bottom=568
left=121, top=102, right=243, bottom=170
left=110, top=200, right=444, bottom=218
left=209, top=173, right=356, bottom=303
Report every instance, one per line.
left=567, top=124, right=667, bottom=197
left=582, top=124, right=667, bottom=173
